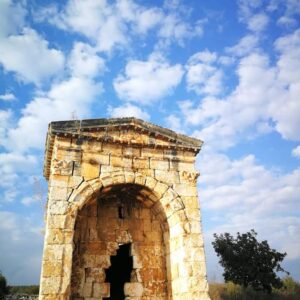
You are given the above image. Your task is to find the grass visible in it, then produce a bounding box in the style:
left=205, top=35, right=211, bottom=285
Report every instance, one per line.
left=209, top=277, right=300, bottom=300
left=7, top=285, right=39, bottom=295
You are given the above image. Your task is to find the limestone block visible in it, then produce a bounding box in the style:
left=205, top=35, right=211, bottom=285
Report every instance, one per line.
left=133, top=157, right=149, bottom=169
left=102, top=143, right=123, bottom=155
left=43, top=245, right=64, bottom=261
left=150, top=158, right=169, bottom=170
left=173, top=184, right=198, bottom=197
left=46, top=228, right=73, bottom=245
left=81, top=160, right=100, bottom=180
left=47, top=214, right=67, bottom=229
left=111, top=155, right=133, bottom=168
left=49, top=175, right=70, bottom=188
left=123, top=147, right=141, bottom=157
left=48, top=200, right=69, bottom=215
left=142, top=147, right=164, bottom=158
left=124, top=170, right=135, bottom=183
left=116, top=230, right=132, bottom=244
left=93, top=282, right=110, bottom=297
left=100, top=165, right=123, bottom=174
left=136, top=168, right=154, bottom=177
left=40, top=277, right=61, bottom=294
left=135, top=173, right=145, bottom=185
left=52, top=159, right=73, bottom=176
left=153, top=182, right=168, bottom=197
left=100, top=174, right=113, bottom=187
left=155, top=169, right=180, bottom=183
left=42, top=260, right=62, bottom=277
left=82, top=282, right=93, bottom=297
left=112, top=173, right=125, bottom=184
left=145, top=176, right=157, bottom=190
left=55, top=137, right=71, bottom=148
left=83, top=254, right=110, bottom=268
left=56, top=148, right=81, bottom=161
left=170, top=159, right=195, bottom=172
left=181, top=196, right=200, bottom=209
left=160, top=188, right=178, bottom=205
left=72, top=161, right=81, bottom=176
left=124, top=283, right=143, bottom=297
left=133, top=255, right=143, bottom=269
left=49, top=186, right=68, bottom=201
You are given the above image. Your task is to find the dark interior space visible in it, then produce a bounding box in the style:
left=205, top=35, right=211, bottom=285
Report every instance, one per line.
left=104, top=243, right=133, bottom=300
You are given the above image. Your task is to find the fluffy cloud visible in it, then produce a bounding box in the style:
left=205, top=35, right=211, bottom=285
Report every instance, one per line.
left=226, top=34, right=259, bottom=56
left=292, top=145, right=300, bottom=158
left=274, top=0, right=300, bottom=27
left=0, top=109, right=12, bottom=143
left=198, top=152, right=300, bottom=261
left=68, top=42, right=105, bottom=78
left=0, top=210, right=43, bottom=284
left=108, top=103, right=150, bottom=120
left=0, top=93, right=16, bottom=101
left=37, top=0, right=204, bottom=52
left=0, top=0, right=26, bottom=38
left=114, top=53, right=183, bottom=104
left=186, top=50, right=223, bottom=96
left=5, top=76, right=103, bottom=153
left=0, top=28, right=65, bottom=84
left=180, top=29, right=300, bottom=150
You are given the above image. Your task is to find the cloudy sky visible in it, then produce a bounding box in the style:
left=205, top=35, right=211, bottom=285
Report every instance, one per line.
left=0, top=0, right=300, bottom=285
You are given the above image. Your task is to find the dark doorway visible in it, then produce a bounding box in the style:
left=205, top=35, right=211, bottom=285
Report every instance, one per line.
left=104, top=243, right=133, bottom=300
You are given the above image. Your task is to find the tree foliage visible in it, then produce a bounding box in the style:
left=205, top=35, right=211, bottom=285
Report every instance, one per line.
left=0, top=272, right=8, bottom=298
left=212, top=230, right=289, bottom=293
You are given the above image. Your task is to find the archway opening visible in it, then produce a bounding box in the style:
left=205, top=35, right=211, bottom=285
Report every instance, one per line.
left=70, top=182, right=171, bottom=299
left=104, top=243, right=133, bottom=300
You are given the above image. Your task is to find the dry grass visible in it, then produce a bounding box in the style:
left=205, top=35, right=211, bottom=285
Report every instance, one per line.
left=209, top=277, right=300, bottom=300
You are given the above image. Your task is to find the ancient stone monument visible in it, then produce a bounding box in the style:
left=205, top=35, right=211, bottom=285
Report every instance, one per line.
left=39, top=117, right=211, bottom=300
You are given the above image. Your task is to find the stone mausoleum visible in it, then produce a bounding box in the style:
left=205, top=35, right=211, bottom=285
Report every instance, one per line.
left=39, top=117, right=211, bottom=300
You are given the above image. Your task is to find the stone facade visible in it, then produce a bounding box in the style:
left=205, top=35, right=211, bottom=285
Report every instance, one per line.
left=39, top=118, right=211, bottom=300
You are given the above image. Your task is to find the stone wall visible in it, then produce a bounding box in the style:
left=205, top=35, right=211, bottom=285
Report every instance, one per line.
left=39, top=118, right=211, bottom=300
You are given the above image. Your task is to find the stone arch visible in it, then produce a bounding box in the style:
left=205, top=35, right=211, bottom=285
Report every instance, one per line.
left=67, top=171, right=190, bottom=232
left=67, top=171, right=185, bottom=299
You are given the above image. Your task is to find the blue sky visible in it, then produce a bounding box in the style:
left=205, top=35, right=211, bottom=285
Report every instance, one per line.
left=0, top=0, right=300, bottom=285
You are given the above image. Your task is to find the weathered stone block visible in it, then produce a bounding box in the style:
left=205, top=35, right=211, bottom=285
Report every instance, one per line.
left=133, top=157, right=149, bottom=169
left=124, top=283, right=144, bottom=297
left=150, top=158, right=169, bottom=170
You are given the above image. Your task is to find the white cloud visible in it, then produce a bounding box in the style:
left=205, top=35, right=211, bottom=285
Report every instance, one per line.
left=186, top=50, right=223, bottom=96
left=248, top=13, right=269, bottom=32
left=226, top=34, right=259, bottom=56
left=0, top=152, right=38, bottom=204
left=114, top=53, right=183, bottom=104
left=108, top=103, right=150, bottom=120
left=21, top=197, right=40, bottom=206
left=37, top=0, right=204, bottom=52
left=270, top=29, right=300, bottom=140
left=158, top=14, right=204, bottom=45
left=134, top=7, right=163, bottom=34
left=180, top=29, right=300, bottom=150
left=0, top=0, right=26, bottom=38
left=0, top=93, right=16, bottom=101
left=165, top=114, right=184, bottom=133
left=292, top=145, right=300, bottom=158
left=0, top=28, right=65, bottom=84
left=0, top=210, right=43, bottom=284
left=68, top=42, right=105, bottom=78
left=198, top=152, right=300, bottom=260
left=5, top=76, right=103, bottom=153
left=274, top=0, right=300, bottom=27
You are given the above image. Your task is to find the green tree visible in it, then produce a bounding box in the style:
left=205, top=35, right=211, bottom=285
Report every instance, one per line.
left=212, top=229, right=289, bottom=293
left=0, top=272, right=8, bottom=298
